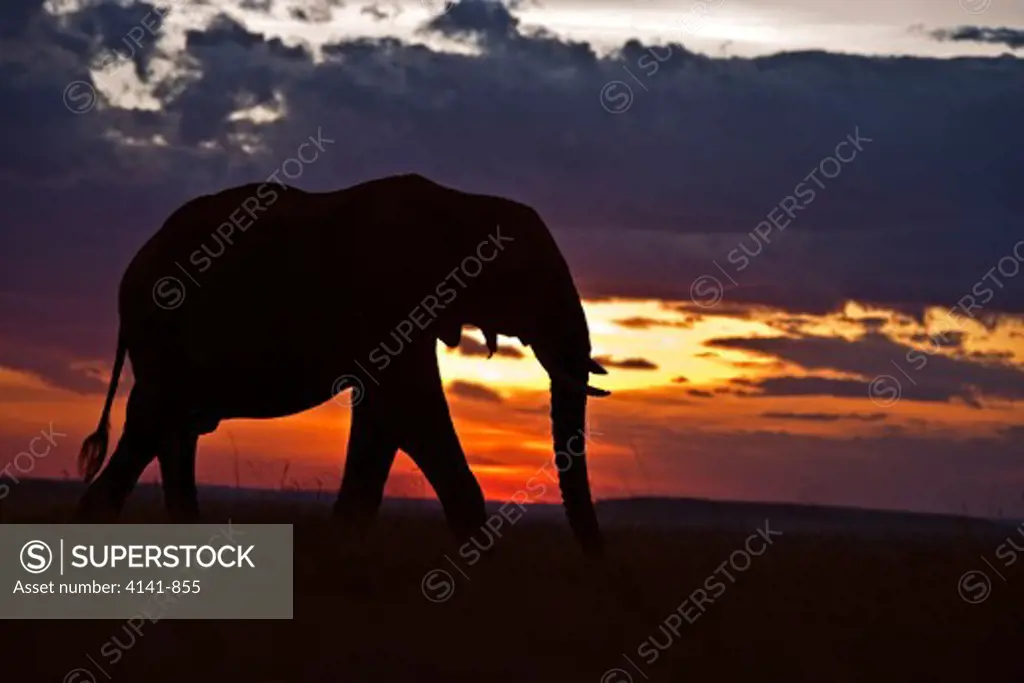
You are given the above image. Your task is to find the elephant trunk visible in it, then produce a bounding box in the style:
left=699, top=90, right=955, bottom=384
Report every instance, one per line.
left=550, top=378, right=602, bottom=554
left=532, top=287, right=604, bottom=554
left=501, top=209, right=605, bottom=553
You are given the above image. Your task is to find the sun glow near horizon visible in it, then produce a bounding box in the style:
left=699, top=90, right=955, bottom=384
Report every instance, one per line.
left=2, top=297, right=1023, bottom=512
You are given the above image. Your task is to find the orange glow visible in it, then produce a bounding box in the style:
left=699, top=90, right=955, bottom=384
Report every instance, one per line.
left=3, top=298, right=1023, bottom=507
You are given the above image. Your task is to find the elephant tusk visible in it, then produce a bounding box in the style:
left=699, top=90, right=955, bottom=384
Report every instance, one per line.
left=485, top=329, right=499, bottom=359
left=554, top=374, right=610, bottom=397
left=588, top=358, right=608, bottom=375
left=534, top=347, right=612, bottom=397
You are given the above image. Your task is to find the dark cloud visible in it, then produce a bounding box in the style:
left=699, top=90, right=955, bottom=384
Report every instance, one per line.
left=688, top=389, right=714, bottom=398
left=186, top=13, right=267, bottom=50
left=761, top=412, right=888, bottom=422
left=968, top=349, right=1015, bottom=362
left=185, top=14, right=310, bottom=60
left=360, top=3, right=395, bottom=21
left=424, top=0, right=520, bottom=42
left=674, top=302, right=761, bottom=319
left=613, top=316, right=695, bottom=330
left=241, top=0, right=344, bottom=21
left=909, top=330, right=966, bottom=349
left=846, top=316, right=888, bottom=332
left=0, top=0, right=48, bottom=38
left=671, top=376, right=688, bottom=384
left=593, top=355, right=659, bottom=370
left=239, top=0, right=274, bottom=11
left=288, top=4, right=336, bottom=23
left=67, top=1, right=170, bottom=80
left=451, top=335, right=524, bottom=358
left=929, top=26, right=1024, bottom=51
left=2, top=0, right=1024, bottom=391
left=709, top=332, right=1024, bottom=405
left=727, top=376, right=865, bottom=398
left=447, top=380, right=504, bottom=403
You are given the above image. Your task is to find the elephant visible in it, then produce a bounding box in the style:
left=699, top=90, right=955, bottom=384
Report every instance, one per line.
left=75, top=173, right=610, bottom=553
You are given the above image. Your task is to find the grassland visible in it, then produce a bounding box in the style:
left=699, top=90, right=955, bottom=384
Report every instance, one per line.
left=0, top=482, right=1020, bottom=682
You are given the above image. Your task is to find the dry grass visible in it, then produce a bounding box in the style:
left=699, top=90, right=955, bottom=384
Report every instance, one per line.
left=1, top=486, right=1020, bottom=682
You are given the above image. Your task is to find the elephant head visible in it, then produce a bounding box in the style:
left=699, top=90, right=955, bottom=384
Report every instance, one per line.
left=435, top=192, right=610, bottom=553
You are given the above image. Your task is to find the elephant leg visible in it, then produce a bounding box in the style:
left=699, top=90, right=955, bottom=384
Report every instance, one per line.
left=388, top=353, right=487, bottom=543
left=75, top=385, right=161, bottom=521
left=333, top=399, right=399, bottom=536
left=157, top=431, right=200, bottom=523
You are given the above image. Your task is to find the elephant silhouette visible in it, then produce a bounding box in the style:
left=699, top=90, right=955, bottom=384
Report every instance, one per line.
left=76, top=173, right=610, bottom=553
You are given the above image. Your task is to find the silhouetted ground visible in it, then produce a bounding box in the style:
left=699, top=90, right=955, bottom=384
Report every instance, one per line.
left=0, top=481, right=1020, bottom=682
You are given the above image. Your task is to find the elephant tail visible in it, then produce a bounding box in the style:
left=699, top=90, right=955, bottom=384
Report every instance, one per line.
left=79, top=328, right=127, bottom=483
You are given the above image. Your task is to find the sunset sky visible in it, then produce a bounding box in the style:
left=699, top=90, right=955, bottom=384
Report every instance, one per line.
left=2, top=0, right=1024, bottom=518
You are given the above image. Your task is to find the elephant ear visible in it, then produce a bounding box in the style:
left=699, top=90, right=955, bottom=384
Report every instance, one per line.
left=430, top=192, right=487, bottom=348
left=359, top=195, right=474, bottom=348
